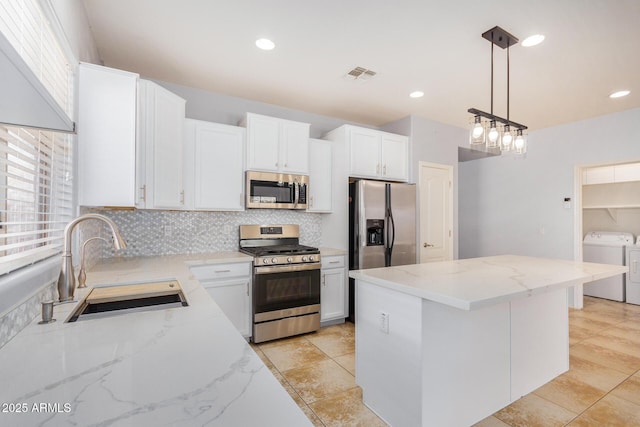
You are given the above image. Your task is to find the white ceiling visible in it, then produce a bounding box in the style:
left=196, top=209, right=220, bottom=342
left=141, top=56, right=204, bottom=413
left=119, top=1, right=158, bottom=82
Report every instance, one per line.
left=81, top=0, right=639, bottom=131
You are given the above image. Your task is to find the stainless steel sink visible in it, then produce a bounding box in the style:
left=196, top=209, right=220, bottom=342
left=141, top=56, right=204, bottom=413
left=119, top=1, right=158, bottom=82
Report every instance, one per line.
left=67, top=279, right=188, bottom=322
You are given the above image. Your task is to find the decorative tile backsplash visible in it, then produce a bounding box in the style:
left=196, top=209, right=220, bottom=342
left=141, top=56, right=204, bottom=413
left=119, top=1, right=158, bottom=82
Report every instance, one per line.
left=0, top=282, right=56, bottom=349
left=80, top=208, right=322, bottom=263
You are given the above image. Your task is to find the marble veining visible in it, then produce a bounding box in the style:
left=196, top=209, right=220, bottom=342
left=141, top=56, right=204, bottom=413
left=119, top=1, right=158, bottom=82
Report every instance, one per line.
left=0, top=253, right=312, bottom=426
left=349, top=255, right=629, bottom=310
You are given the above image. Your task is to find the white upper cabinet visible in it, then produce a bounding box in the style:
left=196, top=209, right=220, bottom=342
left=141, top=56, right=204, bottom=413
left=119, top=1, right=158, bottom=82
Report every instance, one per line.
left=184, top=119, right=245, bottom=211
left=381, top=133, right=409, bottom=181
left=308, top=139, right=332, bottom=212
left=613, top=163, right=640, bottom=183
left=325, top=125, right=409, bottom=182
left=583, top=163, right=640, bottom=185
left=138, top=80, right=186, bottom=209
left=77, top=63, right=186, bottom=209
left=242, top=112, right=310, bottom=174
left=78, top=63, right=139, bottom=207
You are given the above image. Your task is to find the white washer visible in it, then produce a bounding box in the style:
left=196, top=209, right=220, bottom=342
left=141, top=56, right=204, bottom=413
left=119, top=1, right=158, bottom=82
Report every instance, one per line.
left=583, top=231, right=633, bottom=302
left=625, top=238, right=640, bottom=305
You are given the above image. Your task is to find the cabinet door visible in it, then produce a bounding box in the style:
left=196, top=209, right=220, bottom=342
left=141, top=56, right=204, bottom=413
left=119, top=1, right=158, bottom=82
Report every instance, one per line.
left=321, top=268, right=346, bottom=321
left=140, top=81, right=186, bottom=209
left=203, top=278, right=252, bottom=338
left=584, top=166, right=615, bottom=185
left=349, top=127, right=381, bottom=178
left=190, top=120, right=245, bottom=210
left=308, top=139, right=332, bottom=212
left=382, top=133, right=409, bottom=181
left=281, top=120, right=310, bottom=174
left=614, top=163, right=640, bottom=183
left=77, top=63, right=138, bottom=207
left=246, top=114, right=280, bottom=171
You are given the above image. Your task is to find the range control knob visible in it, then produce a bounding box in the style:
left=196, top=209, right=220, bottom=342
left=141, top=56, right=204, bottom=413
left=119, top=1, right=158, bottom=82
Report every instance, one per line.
left=263, top=259, right=269, bottom=264
left=271, top=257, right=278, bottom=264
left=287, top=257, right=293, bottom=263
left=302, top=256, right=308, bottom=262
left=309, top=255, right=315, bottom=262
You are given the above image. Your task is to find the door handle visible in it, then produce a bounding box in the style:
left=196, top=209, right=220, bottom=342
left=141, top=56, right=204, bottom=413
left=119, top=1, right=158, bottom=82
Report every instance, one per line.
left=423, top=243, right=434, bottom=248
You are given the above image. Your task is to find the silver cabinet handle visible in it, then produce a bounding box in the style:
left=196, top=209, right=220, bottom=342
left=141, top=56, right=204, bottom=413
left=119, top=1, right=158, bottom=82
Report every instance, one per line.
left=383, top=165, right=387, bottom=175
left=633, top=260, right=638, bottom=274
left=322, top=274, right=326, bottom=286
left=376, top=164, right=380, bottom=174
left=240, top=193, right=243, bottom=207
left=180, top=190, right=185, bottom=205
left=423, top=243, right=434, bottom=248
left=246, top=282, right=249, bottom=296
left=215, top=269, right=231, bottom=273
left=329, top=261, right=340, bottom=264
left=140, top=185, right=146, bottom=201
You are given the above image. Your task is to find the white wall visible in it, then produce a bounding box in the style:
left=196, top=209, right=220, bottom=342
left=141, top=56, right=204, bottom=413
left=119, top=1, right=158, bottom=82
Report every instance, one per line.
left=152, top=79, right=373, bottom=138
left=459, top=108, right=640, bottom=260
left=49, top=0, right=100, bottom=63
left=382, top=116, right=465, bottom=259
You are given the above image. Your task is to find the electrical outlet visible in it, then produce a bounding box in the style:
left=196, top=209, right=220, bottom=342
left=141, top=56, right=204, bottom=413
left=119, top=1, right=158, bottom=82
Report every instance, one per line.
left=379, top=311, right=389, bottom=334
left=163, top=226, right=173, bottom=237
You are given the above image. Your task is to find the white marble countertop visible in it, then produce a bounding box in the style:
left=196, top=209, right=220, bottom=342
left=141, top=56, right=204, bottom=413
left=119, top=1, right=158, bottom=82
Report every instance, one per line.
left=349, top=255, right=629, bottom=310
left=0, top=252, right=312, bottom=426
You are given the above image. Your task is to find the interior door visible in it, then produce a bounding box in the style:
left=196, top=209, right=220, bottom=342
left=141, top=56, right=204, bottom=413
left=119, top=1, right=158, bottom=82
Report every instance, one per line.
left=419, top=162, right=453, bottom=262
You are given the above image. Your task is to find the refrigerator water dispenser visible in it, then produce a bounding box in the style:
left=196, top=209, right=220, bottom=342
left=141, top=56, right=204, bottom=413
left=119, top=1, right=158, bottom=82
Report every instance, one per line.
left=366, top=219, right=384, bottom=246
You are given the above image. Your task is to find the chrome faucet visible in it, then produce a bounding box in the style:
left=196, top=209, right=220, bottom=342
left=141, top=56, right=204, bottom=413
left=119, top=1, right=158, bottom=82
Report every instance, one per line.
left=57, top=213, right=127, bottom=302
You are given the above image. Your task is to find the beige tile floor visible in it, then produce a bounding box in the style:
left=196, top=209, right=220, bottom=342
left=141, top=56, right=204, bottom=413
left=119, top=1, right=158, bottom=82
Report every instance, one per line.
left=251, top=297, right=640, bottom=426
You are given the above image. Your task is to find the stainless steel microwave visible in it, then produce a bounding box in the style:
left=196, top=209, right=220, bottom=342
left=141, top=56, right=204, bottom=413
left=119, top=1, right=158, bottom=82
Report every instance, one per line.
left=246, top=171, right=308, bottom=210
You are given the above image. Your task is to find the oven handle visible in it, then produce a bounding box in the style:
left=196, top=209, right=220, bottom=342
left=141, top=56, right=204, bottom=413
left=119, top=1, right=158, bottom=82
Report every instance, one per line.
left=293, top=182, right=300, bottom=208
left=255, top=263, right=321, bottom=274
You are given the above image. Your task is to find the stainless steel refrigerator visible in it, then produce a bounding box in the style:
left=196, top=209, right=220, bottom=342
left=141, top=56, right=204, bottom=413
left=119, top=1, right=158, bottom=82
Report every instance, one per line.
left=348, top=179, right=417, bottom=321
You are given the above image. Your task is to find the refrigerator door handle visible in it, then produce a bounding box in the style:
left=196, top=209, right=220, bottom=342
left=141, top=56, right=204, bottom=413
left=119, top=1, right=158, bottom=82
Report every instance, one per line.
left=389, top=210, right=396, bottom=253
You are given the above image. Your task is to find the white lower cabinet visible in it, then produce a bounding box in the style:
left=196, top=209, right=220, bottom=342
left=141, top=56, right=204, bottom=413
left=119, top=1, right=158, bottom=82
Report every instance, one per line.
left=191, top=262, right=252, bottom=338
left=320, top=255, right=347, bottom=323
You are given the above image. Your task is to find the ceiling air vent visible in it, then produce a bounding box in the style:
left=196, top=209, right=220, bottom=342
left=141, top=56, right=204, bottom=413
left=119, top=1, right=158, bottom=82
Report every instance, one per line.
left=344, top=66, right=377, bottom=82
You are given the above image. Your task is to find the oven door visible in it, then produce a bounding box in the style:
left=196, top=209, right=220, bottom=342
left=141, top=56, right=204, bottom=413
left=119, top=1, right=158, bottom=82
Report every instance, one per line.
left=253, top=263, right=320, bottom=317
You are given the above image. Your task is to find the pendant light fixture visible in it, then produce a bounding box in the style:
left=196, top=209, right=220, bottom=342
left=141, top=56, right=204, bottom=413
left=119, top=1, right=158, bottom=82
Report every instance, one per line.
left=468, top=26, right=527, bottom=155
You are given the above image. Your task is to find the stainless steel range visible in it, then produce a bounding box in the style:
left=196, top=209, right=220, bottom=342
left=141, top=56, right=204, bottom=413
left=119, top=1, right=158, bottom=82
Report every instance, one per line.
left=239, top=224, right=321, bottom=343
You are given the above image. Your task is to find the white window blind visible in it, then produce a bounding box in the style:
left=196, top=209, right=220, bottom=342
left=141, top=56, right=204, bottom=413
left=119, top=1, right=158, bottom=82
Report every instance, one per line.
left=0, top=0, right=75, bottom=275
left=0, top=0, right=73, bottom=117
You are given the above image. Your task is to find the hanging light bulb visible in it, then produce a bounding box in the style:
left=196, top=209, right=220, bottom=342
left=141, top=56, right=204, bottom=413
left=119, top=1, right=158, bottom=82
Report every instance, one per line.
left=501, top=125, right=513, bottom=151
left=514, top=129, right=527, bottom=154
left=469, top=115, right=485, bottom=145
left=487, top=120, right=499, bottom=148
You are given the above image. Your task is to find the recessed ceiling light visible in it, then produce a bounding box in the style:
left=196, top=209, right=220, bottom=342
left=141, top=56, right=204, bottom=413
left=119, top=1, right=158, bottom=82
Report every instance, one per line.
left=255, top=38, right=275, bottom=50
left=409, top=91, right=424, bottom=98
left=609, top=90, right=630, bottom=99
left=521, top=34, right=545, bottom=47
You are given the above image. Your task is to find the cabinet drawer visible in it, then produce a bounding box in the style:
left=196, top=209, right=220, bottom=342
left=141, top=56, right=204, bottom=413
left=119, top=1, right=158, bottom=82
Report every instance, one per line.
left=190, top=262, right=251, bottom=281
left=321, top=256, right=345, bottom=269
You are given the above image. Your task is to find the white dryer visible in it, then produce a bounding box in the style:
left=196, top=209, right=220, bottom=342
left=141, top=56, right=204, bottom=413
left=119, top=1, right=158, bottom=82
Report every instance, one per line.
left=583, top=231, right=633, bottom=302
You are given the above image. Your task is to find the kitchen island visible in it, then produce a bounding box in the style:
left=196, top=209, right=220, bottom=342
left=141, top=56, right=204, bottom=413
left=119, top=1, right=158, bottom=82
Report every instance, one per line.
left=0, top=253, right=312, bottom=427
left=349, top=255, right=628, bottom=427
